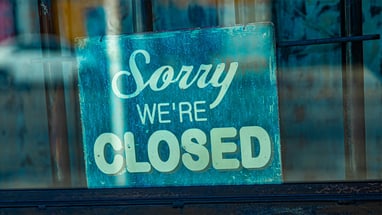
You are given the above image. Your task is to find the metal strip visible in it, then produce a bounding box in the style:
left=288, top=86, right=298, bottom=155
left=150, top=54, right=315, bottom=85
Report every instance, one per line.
left=132, top=0, right=153, bottom=33
left=38, top=0, right=71, bottom=187
left=0, top=182, right=381, bottom=208
left=341, top=0, right=367, bottom=180
left=277, top=34, right=380, bottom=47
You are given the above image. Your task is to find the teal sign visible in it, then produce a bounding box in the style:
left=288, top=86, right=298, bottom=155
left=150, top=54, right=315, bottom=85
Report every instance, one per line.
left=76, top=23, right=282, bottom=188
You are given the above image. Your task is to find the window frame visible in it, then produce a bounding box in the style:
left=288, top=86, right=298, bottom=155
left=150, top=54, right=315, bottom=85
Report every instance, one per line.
left=0, top=182, right=381, bottom=212
left=1, top=0, right=382, bottom=213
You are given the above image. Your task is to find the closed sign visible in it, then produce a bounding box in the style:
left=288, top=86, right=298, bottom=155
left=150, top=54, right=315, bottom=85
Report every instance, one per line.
left=76, top=23, right=282, bottom=188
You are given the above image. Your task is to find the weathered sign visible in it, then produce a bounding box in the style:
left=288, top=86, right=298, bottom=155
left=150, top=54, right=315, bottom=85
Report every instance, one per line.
left=76, top=23, right=282, bottom=188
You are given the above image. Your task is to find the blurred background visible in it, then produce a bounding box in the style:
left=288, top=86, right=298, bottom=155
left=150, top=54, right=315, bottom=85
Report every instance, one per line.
left=0, top=0, right=381, bottom=188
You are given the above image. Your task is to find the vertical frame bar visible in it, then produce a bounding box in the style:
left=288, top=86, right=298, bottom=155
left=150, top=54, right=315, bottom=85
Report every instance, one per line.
left=132, top=0, right=153, bottom=33
left=235, top=0, right=272, bottom=24
left=341, top=0, right=367, bottom=180
left=38, top=0, right=71, bottom=187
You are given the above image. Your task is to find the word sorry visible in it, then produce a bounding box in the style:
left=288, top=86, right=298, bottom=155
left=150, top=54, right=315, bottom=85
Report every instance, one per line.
left=111, top=49, right=239, bottom=109
left=94, top=126, right=272, bottom=175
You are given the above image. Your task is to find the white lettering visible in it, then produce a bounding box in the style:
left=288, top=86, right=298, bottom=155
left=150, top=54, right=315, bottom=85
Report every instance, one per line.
left=92, top=126, right=273, bottom=175
left=94, top=133, right=124, bottom=175
left=210, top=127, right=240, bottom=170
left=137, top=101, right=208, bottom=124
left=179, top=102, right=193, bottom=123
left=124, top=132, right=151, bottom=173
left=111, top=50, right=150, bottom=99
left=111, top=49, right=238, bottom=109
left=149, top=66, right=174, bottom=91
left=148, top=130, right=180, bottom=173
left=240, top=126, right=272, bottom=169
left=176, top=65, right=198, bottom=88
left=158, top=103, right=171, bottom=123
left=136, top=103, right=156, bottom=124
left=181, top=129, right=209, bottom=171
left=193, top=101, right=207, bottom=122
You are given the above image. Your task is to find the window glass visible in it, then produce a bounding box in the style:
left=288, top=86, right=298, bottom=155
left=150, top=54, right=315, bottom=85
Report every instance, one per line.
left=0, top=0, right=381, bottom=189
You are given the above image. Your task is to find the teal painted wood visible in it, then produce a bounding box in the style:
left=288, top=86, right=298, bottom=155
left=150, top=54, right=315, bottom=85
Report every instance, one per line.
left=76, top=23, right=282, bottom=188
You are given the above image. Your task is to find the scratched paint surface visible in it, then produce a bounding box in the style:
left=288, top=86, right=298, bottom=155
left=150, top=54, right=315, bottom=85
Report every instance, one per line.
left=76, top=23, right=282, bottom=188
